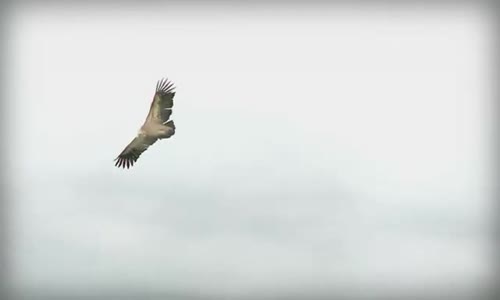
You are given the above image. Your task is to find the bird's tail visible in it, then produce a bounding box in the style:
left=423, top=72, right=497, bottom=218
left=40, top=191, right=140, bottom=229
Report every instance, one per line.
left=161, top=120, right=175, bottom=139
left=165, top=120, right=175, bottom=131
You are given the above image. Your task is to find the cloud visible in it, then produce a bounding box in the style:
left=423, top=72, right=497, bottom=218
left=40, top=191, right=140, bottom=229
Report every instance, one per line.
left=7, top=3, right=493, bottom=298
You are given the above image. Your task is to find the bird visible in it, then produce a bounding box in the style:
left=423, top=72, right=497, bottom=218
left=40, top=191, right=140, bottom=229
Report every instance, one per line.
left=114, top=78, right=177, bottom=169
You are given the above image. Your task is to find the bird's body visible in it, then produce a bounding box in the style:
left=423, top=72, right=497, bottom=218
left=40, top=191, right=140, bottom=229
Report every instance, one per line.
left=139, top=122, right=172, bottom=139
left=114, top=78, right=177, bottom=169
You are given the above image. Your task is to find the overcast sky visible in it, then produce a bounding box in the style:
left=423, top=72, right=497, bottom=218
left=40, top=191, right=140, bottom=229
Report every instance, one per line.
left=5, top=2, right=496, bottom=299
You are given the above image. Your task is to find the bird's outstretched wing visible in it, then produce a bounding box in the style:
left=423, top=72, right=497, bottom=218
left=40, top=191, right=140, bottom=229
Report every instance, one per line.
left=115, top=78, right=176, bottom=169
left=114, top=135, right=158, bottom=169
left=145, top=78, right=176, bottom=124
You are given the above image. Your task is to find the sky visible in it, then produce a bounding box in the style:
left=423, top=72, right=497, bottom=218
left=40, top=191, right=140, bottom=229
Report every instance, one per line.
left=4, top=2, right=496, bottom=299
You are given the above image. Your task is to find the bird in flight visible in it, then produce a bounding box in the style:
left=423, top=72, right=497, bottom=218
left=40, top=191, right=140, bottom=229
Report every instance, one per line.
left=114, top=78, right=177, bottom=169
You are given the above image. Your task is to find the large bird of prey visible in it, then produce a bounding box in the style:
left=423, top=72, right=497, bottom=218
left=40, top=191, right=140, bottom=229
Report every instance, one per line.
left=114, top=78, right=177, bottom=169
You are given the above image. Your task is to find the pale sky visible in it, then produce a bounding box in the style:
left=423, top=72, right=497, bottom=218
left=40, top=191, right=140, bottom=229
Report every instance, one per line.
left=5, top=3, right=495, bottom=299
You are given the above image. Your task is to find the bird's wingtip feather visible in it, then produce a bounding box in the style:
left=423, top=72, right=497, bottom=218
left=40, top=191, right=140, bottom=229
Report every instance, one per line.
left=156, top=77, right=176, bottom=95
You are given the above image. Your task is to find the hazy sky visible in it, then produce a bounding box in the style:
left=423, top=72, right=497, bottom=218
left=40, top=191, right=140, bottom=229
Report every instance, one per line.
left=5, top=3, right=495, bottom=298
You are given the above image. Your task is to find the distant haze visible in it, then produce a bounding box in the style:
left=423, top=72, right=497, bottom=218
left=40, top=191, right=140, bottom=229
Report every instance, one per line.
left=5, top=3, right=495, bottom=299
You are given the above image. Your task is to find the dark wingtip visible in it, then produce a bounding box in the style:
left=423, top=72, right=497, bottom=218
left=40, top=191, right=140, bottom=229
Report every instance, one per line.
left=114, top=153, right=139, bottom=169
left=156, top=77, right=176, bottom=95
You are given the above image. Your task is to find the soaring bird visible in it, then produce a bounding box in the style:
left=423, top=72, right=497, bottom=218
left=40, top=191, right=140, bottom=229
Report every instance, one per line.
left=114, top=78, right=177, bottom=169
